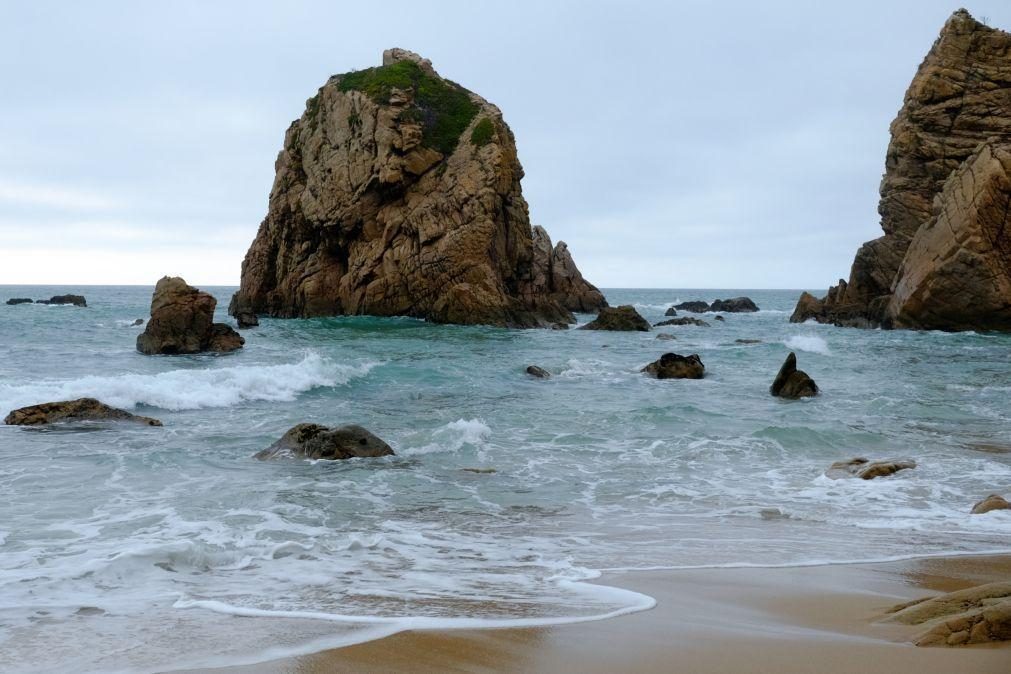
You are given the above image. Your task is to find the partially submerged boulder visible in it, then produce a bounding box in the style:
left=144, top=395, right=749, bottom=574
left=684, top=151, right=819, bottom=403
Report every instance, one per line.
left=709, top=297, right=758, bottom=312
left=714, top=315, right=725, bottom=322
left=971, top=494, right=1011, bottom=514
left=4, top=398, right=162, bottom=426
left=825, top=457, right=916, bottom=480
left=581, top=305, right=650, bottom=331
left=642, top=352, right=705, bottom=379
left=674, top=301, right=709, bottom=313
left=735, top=338, right=761, bottom=344
left=255, top=423, right=394, bottom=460
left=655, top=333, right=676, bottom=341
left=664, top=307, right=678, bottom=317
left=654, top=317, right=710, bottom=328
left=770, top=352, right=818, bottom=398
left=884, top=582, right=1011, bottom=646
left=525, top=365, right=550, bottom=379
left=6, top=298, right=32, bottom=305
left=131, top=318, right=144, bottom=326
left=36, top=294, right=87, bottom=307
left=137, top=277, right=244, bottom=355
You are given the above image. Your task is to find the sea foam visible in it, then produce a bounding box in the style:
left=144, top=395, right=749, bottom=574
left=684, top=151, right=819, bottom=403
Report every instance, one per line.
left=0, top=352, right=378, bottom=412
left=782, top=335, right=830, bottom=355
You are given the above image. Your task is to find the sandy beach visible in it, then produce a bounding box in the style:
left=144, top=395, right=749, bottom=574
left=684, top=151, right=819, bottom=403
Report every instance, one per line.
left=180, top=554, right=1011, bottom=674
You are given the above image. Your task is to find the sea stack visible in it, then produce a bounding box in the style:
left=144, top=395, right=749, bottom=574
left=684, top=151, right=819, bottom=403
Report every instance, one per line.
left=792, top=10, right=1011, bottom=332
left=230, top=48, right=605, bottom=328
left=137, top=277, right=244, bottom=355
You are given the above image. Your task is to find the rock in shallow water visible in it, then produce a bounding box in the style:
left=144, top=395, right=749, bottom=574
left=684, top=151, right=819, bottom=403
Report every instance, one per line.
left=525, top=365, right=550, bottom=379
left=654, top=317, right=710, bottom=328
left=4, top=398, right=162, bottom=426
left=580, top=305, right=650, bottom=331
left=825, top=457, right=916, bottom=480
left=35, top=294, right=87, bottom=307
left=255, top=423, right=395, bottom=461
left=770, top=352, right=818, bottom=398
left=709, top=297, right=758, bottom=313
left=6, top=298, right=32, bottom=305
left=971, top=494, right=1011, bottom=514
left=884, top=582, right=1011, bottom=646
left=673, top=301, right=709, bottom=313
left=642, top=353, right=705, bottom=379
left=136, top=277, right=244, bottom=355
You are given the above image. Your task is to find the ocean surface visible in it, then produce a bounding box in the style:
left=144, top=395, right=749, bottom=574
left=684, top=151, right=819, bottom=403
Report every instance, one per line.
left=1, top=286, right=1009, bottom=672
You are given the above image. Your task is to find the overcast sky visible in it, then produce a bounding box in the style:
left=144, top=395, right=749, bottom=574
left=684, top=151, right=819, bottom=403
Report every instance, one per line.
left=1, top=1, right=1009, bottom=288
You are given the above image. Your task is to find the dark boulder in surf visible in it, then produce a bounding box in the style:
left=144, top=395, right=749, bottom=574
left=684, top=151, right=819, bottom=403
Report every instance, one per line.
left=674, top=301, right=709, bottom=313
left=255, top=423, right=395, bottom=460
left=770, top=352, right=818, bottom=398
left=525, top=365, right=551, bottom=379
left=642, top=352, right=705, bottom=379
left=664, top=307, right=678, bottom=316
left=825, top=457, right=916, bottom=480
left=6, top=298, right=32, bottom=305
left=709, top=297, right=758, bottom=313
left=580, top=305, right=650, bottom=331
left=654, top=317, right=710, bottom=328
left=35, top=294, right=87, bottom=307
left=137, top=276, right=244, bottom=355
left=4, top=398, right=162, bottom=426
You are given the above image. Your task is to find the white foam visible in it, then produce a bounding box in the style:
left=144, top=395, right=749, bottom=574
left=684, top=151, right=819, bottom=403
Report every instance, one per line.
left=402, top=418, right=492, bottom=455
left=782, top=335, right=830, bottom=355
left=0, top=352, right=378, bottom=412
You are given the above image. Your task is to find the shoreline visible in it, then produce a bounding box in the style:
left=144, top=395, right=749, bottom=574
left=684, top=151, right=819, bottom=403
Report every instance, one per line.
left=177, top=552, right=1011, bottom=674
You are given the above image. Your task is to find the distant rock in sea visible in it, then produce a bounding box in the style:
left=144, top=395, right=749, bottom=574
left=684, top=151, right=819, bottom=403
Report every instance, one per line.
left=35, top=294, right=86, bottom=307
left=230, top=48, right=604, bottom=328
left=137, top=276, right=244, bottom=355
left=525, top=365, right=551, bottom=378
left=825, top=457, right=916, bottom=480
left=641, top=352, right=705, bottom=379
left=971, top=494, right=1010, bottom=514
left=6, top=298, right=32, bottom=305
left=674, top=301, right=709, bottom=313
left=580, top=305, right=650, bottom=331
left=792, top=10, right=1011, bottom=332
left=255, top=423, right=395, bottom=460
left=664, top=307, right=678, bottom=317
left=654, top=317, right=710, bottom=328
left=4, top=398, right=162, bottom=426
left=770, top=352, right=817, bottom=398
left=709, top=297, right=758, bottom=313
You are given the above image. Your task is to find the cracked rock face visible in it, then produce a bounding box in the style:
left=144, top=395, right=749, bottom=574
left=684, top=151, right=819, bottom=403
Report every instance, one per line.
left=230, top=48, right=604, bottom=328
left=885, top=582, right=1011, bottom=646
left=792, top=10, right=1011, bottom=331
left=137, top=277, right=244, bottom=355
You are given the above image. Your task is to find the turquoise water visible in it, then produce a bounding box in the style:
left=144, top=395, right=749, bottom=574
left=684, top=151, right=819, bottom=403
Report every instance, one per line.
left=1, top=286, right=1010, bottom=672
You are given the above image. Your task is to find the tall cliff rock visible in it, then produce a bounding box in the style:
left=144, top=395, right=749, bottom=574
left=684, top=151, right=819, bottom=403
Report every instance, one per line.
left=793, top=10, right=1011, bottom=330
left=231, top=48, right=605, bottom=328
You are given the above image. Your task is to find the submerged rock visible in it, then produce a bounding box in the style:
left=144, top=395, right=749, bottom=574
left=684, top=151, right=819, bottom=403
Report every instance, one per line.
left=793, top=11, right=1011, bottom=332
left=642, top=353, right=705, bottom=379
left=137, top=277, right=244, bottom=355
left=884, top=582, right=1011, bottom=646
left=971, top=494, right=1011, bottom=514
left=674, top=301, right=709, bottom=313
left=4, top=398, right=162, bottom=426
left=825, top=457, right=916, bottom=480
left=6, top=298, right=32, bottom=305
left=770, top=352, right=818, bottom=398
left=525, top=365, right=550, bottom=379
left=714, top=315, right=725, bottom=322
left=655, top=333, right=676, bottom=341
left=653, top=317, right=710, bottom=328
left=230, top=48, right=603, bottom=328
left=709, top=297, right=758, bottom=313
left=255, top=423, right=395, bottom=460
left=131, top=318, right=144, bottom=326
left=735, top=338, right=761, bottom=344
left=36, top=294, right=87, bottom=307
left=581, top=305, right=650, bottom=331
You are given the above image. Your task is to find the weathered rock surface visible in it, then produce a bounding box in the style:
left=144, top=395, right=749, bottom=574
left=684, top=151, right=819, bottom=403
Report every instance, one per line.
left=709, top=297, right=758, bottom=313
left=230, top=48, right=604, bottom=328
left=4, top=398, right=162, bottom=426
left=794, top=11, right=1011, bottom=331
left=525, top=365, right=550, bottom=378
left=654, top=317, right=710, bottom=328
left=6, top=298, right=32, bottom=305
left=825, top=457, right=916, bottom=480
left=581, top=305, right=650, bottom=331
left=228, top=296, right=259, bottom=329
left=137, top=277, right=244, bottom=355
left=971, top=494, right=1011, bottom=514
left=884, top=582, right=1011, bottom=646
left=255, top=423, right=395, bottom=460
left=674, top=301, right=709, bottom=313
left=642, top=352, right=705, bottom=379
left=770, top=352, right=818, bottom=398
left=36, top=294, right=86, bottom=307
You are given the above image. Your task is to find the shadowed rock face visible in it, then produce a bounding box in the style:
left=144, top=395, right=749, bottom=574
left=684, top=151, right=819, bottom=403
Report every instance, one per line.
left=581, top=305, right=650, bottom=331
left=4, top=398, right=162, bottom=426
left=641, top=353, right=705, bottom=379
left=793, top=10, right=1011, bottom=331
left=255, top=423, right=394, bottom=460
left=825, top=457, right=916, bottom=480
left=231, top=48, right=604, bottom=328
left=137, top=277, right=244, bottom=355
left=770, top=352, right=818, bottom=399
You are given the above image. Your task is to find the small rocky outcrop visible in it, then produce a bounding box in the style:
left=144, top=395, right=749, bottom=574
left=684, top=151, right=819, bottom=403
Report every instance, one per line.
left=581, top=305, right=650, bottom=331
left=6, top=298, right=32, bottom=305
left=655, top=333, right=676, bottom=341
left=664, top=307, right=678, bottom=317
left=714, top=315, right=725, bottom=322
left=136, top=277, right=244, bottom=355
left=654, top=317, right=710, bottom=328
left=884, top=582, right=1011, bottom=646
left=35, top=294, right=87, bottom=307
left=971, top=494, right=1011, bottom=514
left=735, top=339, right=761, bottom=344
left=525, top=365, right=550, bottom=378
left=709, top=297, right=758, bottom=313
left=255, top=423, right=395, bottom=460
left=674, top=301, right=709, bottom=313
left=230, top=48, right=604, bottom=328
left=792, top=11, right=1011, bottom=332
left=825, top=457, right=916, bottom=480
left=131, top=318, right=144, bottom=326
left=4, top=398, right=162, bottom=426
left=642, top=353, right=704, bottom=379
left=770, top=352, right=818, bottom=398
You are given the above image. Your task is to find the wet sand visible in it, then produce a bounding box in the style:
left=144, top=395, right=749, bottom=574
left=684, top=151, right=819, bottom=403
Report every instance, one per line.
left=182, top=554, right=1011, bottom=674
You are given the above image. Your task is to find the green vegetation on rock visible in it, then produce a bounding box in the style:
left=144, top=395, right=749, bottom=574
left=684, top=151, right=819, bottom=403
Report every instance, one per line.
left=336, top=61, right=479, bottom=155
left=470, top=117, right=495, bottom=147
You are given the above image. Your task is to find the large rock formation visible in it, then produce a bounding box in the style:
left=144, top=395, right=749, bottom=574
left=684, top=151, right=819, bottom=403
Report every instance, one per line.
left=793, top=11, right=1011, bottom=331
left=230, top=48, right=604, bottom=328
left=137, top=277, right=244, bottom=355
left=5, top=398, right=162, bottom=426
left=580, top=305, right=650, bottom=331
